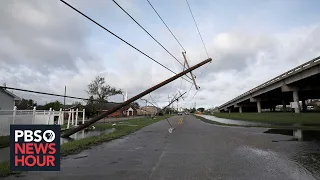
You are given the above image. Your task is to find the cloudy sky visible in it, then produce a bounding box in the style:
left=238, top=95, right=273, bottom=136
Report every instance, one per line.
left=1, top=0, right=320, bottom=109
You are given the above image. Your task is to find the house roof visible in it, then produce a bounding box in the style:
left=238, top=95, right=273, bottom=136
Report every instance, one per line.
left=99, top=102, right=135, bottom=110
left=0, top=88, right=21, bottom=101
left=100, top=102, right=122, bottom=110
left=64, top=104, right=82, bottom=110
left=141, top=106, right=161, bottom=110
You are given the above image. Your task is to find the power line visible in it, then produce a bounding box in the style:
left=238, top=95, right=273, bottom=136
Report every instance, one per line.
left=113, top=0, right=181, bottom=66
left=146, top=0, right=186, bottom=52
left=149, top=93, right=159, bottom=107
left=186, top=83, right=193, bottom=97
left=0, top=86, right=105, bottom=103
left=112, top=0, right=192, bottom=81
left=60, top=0, right=194, bottom=85
left=188, top=90, right=199, bottom=101
left=197, top=60, right=212, bottom=79
left=179, top=61, right=186, bottom=91
left=185, top=0, right=209, bottom=58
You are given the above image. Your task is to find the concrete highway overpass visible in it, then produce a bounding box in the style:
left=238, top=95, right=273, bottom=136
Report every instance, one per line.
left=219, top=56, right=320, bottom=113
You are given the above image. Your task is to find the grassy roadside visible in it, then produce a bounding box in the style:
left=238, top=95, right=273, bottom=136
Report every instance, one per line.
left=0, top=115, right=171, bottom=177
left=195, top=115, right=320, bottom=130
left=60, top=117, right=168, bottom=156
left=207, top=112, right=320, bottom=125
left=0, top=136, right=10, bottom=149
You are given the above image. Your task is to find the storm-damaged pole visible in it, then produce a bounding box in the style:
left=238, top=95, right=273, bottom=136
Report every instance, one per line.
left=141, top=92, right=184, bottom=119
left=61, top=58, right=212, bottom=137
left=154, top=92, right=187, bottom=128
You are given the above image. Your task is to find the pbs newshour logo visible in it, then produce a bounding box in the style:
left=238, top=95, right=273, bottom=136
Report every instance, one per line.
left=10, top=125, right=60, bottom=171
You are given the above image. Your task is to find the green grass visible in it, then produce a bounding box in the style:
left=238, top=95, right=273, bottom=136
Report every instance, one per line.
left=196, top=114, right=320, bottom=130
left=0, top=115, right=171, bottom=177
left=60, top=124, right=67, bottom=129
left=209, top=112, right=320, bottom=125
left=0, top=124, right=113, bottom=150
left=0, top=136, right=10, bottom=149
left=92, top=123, right=114, bottom=130
left=0, top=161, right=20, bottom=178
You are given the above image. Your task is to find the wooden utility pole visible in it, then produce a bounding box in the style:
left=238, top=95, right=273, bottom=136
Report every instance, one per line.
left=61, top=58, right=211, bottom=137
left=63, top=86, right=66, bottom=111
left=182, top=52, right=199, bottom=90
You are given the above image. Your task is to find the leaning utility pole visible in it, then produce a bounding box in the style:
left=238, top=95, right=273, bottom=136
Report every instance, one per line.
left=61, top=58, right=212, bottom=137
left=182, top=52, right=199, bottom=90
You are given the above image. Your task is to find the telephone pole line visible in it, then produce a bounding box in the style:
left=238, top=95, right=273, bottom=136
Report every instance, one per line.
left=61, top=58, right=212, bottom=137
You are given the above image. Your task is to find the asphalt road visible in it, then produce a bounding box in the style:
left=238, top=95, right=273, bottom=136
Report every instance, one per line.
left=6, top=115, right=320, bottom=180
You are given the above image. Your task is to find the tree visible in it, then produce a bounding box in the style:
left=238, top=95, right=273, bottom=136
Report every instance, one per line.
left=197, top=107, right=205, bottom=112
left=87, top=76, right=123, bottom=102
left=132, top=102, right=140, bottom=109
left=86, top=76, right=123, bottom=114
left=190, top=107, right=196, bottom=113
left=42, top=101, right=63, bottom=111
left=72, top=101, right=84, bottom=110
left=17, top=99, right=37, bottom=110
left=85, top=96, right=97, bottom=118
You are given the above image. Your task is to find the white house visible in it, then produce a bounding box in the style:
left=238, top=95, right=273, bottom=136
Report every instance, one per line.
left=0, top=88, right=21, bottom=110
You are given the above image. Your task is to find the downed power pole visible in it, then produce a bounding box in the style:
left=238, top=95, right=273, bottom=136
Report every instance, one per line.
left=142, top=92, right=184, bottom=118
left=61, top=58, right=211, bottom=137
left=159, top=92, right=187, bottom=129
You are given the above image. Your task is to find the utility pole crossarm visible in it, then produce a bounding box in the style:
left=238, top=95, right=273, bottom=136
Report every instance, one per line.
left=182, top=52, right=199, bottom=90
left=61, top=58, right=211, bottom=138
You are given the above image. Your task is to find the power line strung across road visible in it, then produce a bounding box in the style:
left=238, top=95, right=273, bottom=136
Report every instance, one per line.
left=146, top=0, right=186, bottom=52
left=185, top=0, right=209, bottom=59
left=0, top=86, right=105, bottom=103
left=148, top=93, right=159, bottom=108
left=60, top=0, right=194, bottom=85
left=112, top=0, right=187, bottom=69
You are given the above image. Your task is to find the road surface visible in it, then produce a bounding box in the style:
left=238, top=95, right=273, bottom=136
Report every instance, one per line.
left=6, top=115, right=320, bottom=180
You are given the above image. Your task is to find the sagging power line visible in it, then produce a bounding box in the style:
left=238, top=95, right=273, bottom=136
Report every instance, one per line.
left=185, top=0, right=209, bottom=59
left=146, top=0, right=186, bottom=52
left=61, top=58, right=211, bottom=137
left=112, top=0, right=190, bottom=77
left=0, top=86, right=105, bottom=103
left=148, top=93, right=159, bottom=108
left=60, top=0, right=194, bottom=85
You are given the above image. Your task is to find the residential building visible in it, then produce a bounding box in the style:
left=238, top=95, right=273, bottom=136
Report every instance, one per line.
left=0, top=88, right=21, bottom=110
left=138, top=106, right=160, bottom=116
left=98, top=102, right=137, bottom=117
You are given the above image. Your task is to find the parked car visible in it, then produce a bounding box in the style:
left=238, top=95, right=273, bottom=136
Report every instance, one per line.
left=178, top=112, right=183, bottom=115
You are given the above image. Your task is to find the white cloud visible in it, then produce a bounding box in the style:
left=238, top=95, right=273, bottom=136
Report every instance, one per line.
left=1, top=0, right=320, bottom=110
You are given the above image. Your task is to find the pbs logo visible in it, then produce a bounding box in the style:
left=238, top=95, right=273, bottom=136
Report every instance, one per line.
left=14, top=130, right=56, bottom=143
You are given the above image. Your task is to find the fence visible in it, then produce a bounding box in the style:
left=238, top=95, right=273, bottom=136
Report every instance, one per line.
left=0, top=106, right=85, bottom=136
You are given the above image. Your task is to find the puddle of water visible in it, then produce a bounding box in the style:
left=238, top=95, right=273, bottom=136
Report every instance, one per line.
left=60, top=128, right=115, bottom=144
left=198, top=115, right=271, bottom=126
left=264, top=129, right=320, bottom=141
left=118, top=122, right=130, bottom=124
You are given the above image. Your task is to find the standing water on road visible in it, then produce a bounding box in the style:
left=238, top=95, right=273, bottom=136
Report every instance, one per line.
left=197, top=114, right=271, bottom=126
left=264, top=129, right=320, bottom=141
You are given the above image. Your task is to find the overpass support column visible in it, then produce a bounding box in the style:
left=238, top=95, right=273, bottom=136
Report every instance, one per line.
left=257, top=101, right=262, bottom=113
left=282, top=100, right=287, bottom=112
left=228, top=109, right=231, bottom=113
left=239, top=106, right=243, bottom=113
left=293, top=91, right=301, bottom=113
left=302, top=99, right=307, bottom=112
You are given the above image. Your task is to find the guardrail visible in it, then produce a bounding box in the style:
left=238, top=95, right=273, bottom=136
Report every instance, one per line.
left=219, top=56, right=320, bottom=108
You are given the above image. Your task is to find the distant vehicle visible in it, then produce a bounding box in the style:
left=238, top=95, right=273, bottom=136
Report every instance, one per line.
left=178, top=112, right=183, bottom=115
left=185, top=112, right=189, bottom=115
